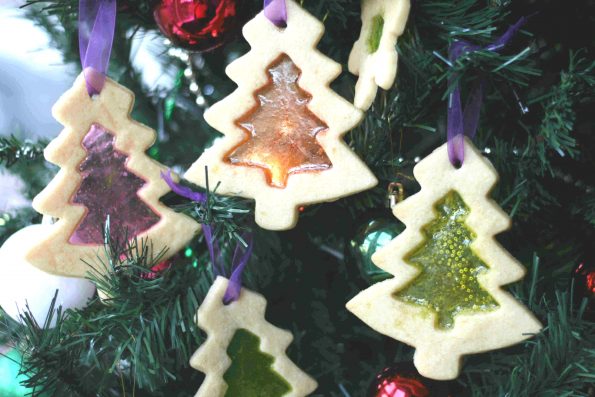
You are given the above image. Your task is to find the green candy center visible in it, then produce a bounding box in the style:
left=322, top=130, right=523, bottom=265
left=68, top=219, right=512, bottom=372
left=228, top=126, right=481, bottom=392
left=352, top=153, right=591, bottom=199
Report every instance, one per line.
left=223, top=328, right=292, bottom=397
left=367, top=15, right=385, bottom=53
left=394, top=191, right=499, bottom=329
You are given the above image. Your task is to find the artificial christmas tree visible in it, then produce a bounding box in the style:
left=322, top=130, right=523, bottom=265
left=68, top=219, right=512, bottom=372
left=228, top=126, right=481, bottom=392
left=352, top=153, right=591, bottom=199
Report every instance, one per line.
left=0, top=0, right=593, bottom=395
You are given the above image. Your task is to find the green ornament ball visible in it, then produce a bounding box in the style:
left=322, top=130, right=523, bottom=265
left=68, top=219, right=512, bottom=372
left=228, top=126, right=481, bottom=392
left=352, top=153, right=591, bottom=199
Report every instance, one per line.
left=350, top=213, right=405, bottom=285
left=0, top=347, right=34, bottom=397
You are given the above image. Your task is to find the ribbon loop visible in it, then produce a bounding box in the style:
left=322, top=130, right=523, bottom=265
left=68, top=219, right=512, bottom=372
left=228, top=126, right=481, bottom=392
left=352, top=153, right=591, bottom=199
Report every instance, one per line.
left=446, top=17, right=527, bottom=167
left=264, top=0, right=287, bottom=27
left=161, top=171, right=253, bottom=304
left=79, top=0, right=117, bottom=96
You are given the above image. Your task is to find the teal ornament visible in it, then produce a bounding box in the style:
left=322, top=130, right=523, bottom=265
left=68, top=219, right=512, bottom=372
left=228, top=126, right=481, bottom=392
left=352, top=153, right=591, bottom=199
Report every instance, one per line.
left=350, top=214, right=404, bottom=285
left=0, top=347, right=33, bottom=397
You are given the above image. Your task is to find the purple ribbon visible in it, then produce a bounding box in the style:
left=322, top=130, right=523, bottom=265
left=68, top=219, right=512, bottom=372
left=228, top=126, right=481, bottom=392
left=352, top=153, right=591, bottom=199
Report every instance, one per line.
left=161, top=172, right=253, bottom=304
left=264, top=0, right=287, bottom=27
left=447, top=17, right=527, bottom=166
left=78, top=0, right=117, bottom=96
left=224, top=233, right=254, bottom=305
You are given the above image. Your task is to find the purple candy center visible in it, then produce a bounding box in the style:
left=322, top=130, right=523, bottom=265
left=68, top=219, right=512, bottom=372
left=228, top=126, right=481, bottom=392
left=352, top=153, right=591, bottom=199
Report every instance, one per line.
left=69, top=123, right=161, bottom=245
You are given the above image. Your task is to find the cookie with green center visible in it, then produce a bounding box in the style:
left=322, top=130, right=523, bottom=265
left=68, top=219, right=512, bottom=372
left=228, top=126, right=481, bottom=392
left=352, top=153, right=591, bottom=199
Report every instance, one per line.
left=348, top=0, right=411, bottom=110
left=346, top=138, right=543, bottom=380
left=190, top=277, right=318, bottom=397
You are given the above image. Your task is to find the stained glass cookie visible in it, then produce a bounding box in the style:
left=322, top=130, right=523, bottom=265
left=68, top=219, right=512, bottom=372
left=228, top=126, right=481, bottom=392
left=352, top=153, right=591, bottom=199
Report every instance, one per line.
left=347, top=138, right=542, bottom=380
left=26, top=74, right=200, bottom=277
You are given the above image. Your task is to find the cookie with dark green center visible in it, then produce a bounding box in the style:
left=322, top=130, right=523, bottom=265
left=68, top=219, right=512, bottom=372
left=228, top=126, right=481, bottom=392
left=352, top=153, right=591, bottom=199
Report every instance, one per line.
left=346, top=138, right=543, bottom=380
left=191, top=277, right=318, bottom=397
left=348, top=0, right=411, bottom=110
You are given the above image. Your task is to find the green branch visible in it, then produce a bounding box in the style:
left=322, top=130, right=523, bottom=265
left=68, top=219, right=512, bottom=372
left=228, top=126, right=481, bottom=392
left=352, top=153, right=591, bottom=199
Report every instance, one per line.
left=0, top=136, right=46, bottom=168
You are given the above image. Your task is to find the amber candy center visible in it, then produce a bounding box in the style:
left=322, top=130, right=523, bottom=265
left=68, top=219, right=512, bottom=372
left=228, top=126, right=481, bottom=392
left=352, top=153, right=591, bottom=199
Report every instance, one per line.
left=225, top=54, right=332, bottom=188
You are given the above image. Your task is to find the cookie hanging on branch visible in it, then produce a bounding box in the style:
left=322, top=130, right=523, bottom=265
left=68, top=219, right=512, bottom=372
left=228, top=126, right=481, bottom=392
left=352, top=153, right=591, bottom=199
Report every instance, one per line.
left=26, top=75, right=199, bottom=277
left=348, top=0, right=410, bottom=110
left=346, top=138, right=543, bottom=380
left=185, top=0, right=378, bottom=231
left=191, top=277, right=318, bottom=397
left=25, top=0, right=199, bottom=277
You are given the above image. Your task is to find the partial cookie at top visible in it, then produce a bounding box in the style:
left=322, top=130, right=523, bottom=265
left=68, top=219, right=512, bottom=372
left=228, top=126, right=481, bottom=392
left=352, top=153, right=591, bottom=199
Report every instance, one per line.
left=348, top=0, right=411, bottom=110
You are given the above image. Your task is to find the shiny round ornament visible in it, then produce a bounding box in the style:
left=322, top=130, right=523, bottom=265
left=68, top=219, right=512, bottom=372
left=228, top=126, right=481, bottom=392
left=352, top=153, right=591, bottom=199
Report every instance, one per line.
left=368, top=363, right=452, bottom=397
left=0, top=225, right=96, bottom=328
left=350, top=214, right=404, bottom=285
left=153, top=0, right=243, bottom=52
left=142, top=259, right=174, bottom=279
left=573, top=261, right=594, bottom=321
left=0, top=347, right=34, bottom=397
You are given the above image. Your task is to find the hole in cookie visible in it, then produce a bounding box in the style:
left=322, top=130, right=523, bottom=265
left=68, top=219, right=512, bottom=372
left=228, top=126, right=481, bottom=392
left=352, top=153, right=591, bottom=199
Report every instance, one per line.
left=367, top=14, right=385, bottom=53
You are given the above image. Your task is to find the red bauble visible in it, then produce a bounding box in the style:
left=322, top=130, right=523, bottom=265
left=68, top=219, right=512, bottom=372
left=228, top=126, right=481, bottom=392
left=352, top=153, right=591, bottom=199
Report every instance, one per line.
left=153, top=0, right=243, bottom=52
left=368, top=363, right=452, bottom=397
left=573, top=261, right=595, bottom=320
left=142, top=259, right=173, bottom=280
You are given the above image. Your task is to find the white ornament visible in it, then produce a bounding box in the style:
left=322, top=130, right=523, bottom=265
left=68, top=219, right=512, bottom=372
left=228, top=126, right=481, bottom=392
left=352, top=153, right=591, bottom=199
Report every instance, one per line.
left=0, top=170, right=29, bottom=214
left=0, top=225, right=96, bottom=327
left=348, top=0, right=410, bottom=110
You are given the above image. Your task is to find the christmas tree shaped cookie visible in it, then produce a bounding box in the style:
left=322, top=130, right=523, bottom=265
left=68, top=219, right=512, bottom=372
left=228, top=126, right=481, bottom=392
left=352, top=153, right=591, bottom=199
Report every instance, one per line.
left=26, top=74, right=199, bottom=277
left=348, top=0, right=410, bottom=110
left=191, top=277, right=317, bottom=397
left=346, top=138, right=542, bottom=380
left=185, top=0, right=378, bottom=231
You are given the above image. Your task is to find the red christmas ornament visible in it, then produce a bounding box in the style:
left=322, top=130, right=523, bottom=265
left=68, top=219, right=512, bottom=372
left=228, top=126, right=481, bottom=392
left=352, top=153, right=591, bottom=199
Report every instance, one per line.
left=573, top=261, right=595, bottom=320
left=153, top=0, right=243, bottom=52
left=368, top=363, right=452, bottom=397
left=143, top=259, right=173, bottom=280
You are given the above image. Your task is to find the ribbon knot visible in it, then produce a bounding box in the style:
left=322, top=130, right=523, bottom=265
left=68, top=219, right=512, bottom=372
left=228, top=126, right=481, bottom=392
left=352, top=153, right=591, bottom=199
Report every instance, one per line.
left=79, top=0, right=117, bottom=96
